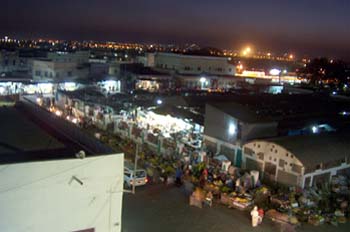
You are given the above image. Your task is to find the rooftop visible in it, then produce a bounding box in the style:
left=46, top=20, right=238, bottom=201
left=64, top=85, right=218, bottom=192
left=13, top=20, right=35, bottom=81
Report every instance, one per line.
left=206, top=93, right=350, bottom=125
left=0, top=102, right=115, bottom=165
left=0, top=106, right=64, bottom=155
left=265, top=132, right=350, bottom=169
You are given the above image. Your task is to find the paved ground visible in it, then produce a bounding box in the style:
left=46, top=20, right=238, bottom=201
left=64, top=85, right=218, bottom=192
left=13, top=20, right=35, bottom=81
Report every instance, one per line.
left=122, top=184, right=350, bottom=232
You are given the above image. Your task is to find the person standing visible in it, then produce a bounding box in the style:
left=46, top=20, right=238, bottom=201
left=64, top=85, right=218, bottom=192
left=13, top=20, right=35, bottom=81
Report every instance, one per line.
left=250, top=206, right=259, bottom=227
left=175, top=166, right=183, bottom=186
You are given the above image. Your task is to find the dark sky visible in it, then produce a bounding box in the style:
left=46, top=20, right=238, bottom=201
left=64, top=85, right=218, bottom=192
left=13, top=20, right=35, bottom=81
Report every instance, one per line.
left=1, top=0, right=350, bottom=59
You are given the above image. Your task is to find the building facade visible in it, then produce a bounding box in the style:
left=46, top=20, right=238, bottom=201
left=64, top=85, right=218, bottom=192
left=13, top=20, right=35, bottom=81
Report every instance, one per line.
left=32, top=59, right=89, bottom=82
left=148, top=52, right=236, bottom=76
left=242, top=133, right=350, bottom=188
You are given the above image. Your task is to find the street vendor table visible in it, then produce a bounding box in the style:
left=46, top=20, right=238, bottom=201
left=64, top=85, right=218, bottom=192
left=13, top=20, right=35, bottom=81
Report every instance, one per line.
left=228, top=196, right=253, bottom=210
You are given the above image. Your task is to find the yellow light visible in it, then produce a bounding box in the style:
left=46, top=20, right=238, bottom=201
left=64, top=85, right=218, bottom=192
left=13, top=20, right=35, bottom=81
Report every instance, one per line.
left=267, top=53, right=271, bottom=56
left=246, top=47, right=251, bottom=53
left=289, top=54, right=294, bottom=59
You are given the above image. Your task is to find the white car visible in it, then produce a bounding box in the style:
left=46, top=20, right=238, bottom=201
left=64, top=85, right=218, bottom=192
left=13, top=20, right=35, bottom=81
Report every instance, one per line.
left=124, top=162, right=148, bottom=188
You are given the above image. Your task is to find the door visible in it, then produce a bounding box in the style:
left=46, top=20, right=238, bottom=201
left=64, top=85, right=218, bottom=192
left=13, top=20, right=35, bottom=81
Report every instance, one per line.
left=236, top=149, right=242, bottom=168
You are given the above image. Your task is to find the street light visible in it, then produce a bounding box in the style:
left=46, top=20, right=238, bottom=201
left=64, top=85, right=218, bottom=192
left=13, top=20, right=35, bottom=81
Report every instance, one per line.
left=157, top=99, right=162, bottom=105
left=228, top=123, right=237, bottom=135
left=200, top=77, right=206, bottom=90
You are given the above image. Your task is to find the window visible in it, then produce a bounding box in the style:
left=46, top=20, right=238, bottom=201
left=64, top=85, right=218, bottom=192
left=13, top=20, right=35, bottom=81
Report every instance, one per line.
left=135, top=170, right=146, bottom=178
left=291, top=164, right=302, bottom=173
left=124, top=172, right=131, bottom=178
left=279, top=159, right=285, bottom=168
left=35, top=70, right=41, bottom=76
left=286, top=153, right=289, bottom=157
left=197, top=66, right=201, bottom=71
left=44, top=71, right=48, bottom=77
left=12, top=60, right=16, bottom=66
left=265, top=162, right=276, bottom=176
left=244, top=147, right=254, bottom=156
left=229, top=68, right=232, bottom=72
left=67, top=71, right=72, bottom=77
left=257, top=152, right=264, bottom=160
left=275, top=149, right=278, bottom=153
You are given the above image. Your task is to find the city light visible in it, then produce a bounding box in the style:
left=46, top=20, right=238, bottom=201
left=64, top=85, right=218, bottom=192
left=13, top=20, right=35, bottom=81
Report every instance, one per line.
left=228, top=123, right=237, bottom=135
left=269, top=69, right=281, bottom=76
left=55, top=110, right=62, bottom=117
left=156, top=99, right=162, bottom=105
left=36, top=97, right=43, bottom=105
left=241, top=46, right=252, bottom=56
left=311, top=126, right=318, bottom=134
left=200, top=77, right=206, bottom=83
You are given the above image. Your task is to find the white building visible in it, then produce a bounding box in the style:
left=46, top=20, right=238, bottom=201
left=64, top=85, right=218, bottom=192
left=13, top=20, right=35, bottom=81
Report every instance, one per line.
left=0, top=154, right=124, bottom=232
left=31, top=51, right=90, bottom=82
left=0, top=50, right=32, bottom=74
left=47, top=51, right=90, bottom=64
left=32, top=59, right=89, bottom=82
left=146, top=52, right=235, bottom=76
left=242, top=133, right=350, bottom=188
left=0, top=103, right=124, bottom=232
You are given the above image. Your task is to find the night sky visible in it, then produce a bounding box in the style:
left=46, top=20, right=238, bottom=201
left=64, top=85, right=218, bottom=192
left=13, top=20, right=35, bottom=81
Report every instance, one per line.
left=1, top=0, right=350, bottom=59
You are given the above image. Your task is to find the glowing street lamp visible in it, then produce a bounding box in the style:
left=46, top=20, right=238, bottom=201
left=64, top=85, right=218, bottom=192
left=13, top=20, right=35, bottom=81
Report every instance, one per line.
left=200, top=77, right=207, bottom=89
left=241, top=46, right=252, bottom=56
left=228, top=123, right=237, bottom=135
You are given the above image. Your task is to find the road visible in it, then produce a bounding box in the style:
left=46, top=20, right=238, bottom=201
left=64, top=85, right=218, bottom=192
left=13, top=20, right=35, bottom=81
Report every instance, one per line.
left=122, top=184, right=350, bottom=232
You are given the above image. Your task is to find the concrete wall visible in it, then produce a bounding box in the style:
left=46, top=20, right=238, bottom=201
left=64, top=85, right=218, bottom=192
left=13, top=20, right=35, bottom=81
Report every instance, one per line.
left=47, top=51, right=90, bottom=64
left=204, top=104, right=278, bottom=145
left=243, top=141, right=304, bottom=186
left=154, top=53, right=235, bottom=76
left=204, top=104, right=239, bottom=144
left=32, top=60, right=88, bottom=81
left=244, top=140, right=350, bottom=188
left=302, top=163, right=350, bottom=188
left=0, top=154, right=124, bottom=232
left=241, top=122, right=278, bottom=143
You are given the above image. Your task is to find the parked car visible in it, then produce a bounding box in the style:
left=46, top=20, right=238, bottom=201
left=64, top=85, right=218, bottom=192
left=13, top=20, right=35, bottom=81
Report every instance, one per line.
left=124, top=161, right=148, bottom=188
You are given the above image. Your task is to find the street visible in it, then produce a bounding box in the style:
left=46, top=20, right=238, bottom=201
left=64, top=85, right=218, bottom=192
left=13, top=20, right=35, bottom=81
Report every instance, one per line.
left=122, top=184, right=350, bottom=232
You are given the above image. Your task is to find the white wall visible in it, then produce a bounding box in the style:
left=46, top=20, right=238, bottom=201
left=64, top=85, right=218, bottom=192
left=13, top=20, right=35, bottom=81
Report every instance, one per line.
left=243, top=141, right=304, bottom=186
left=154, top=53, right=235, bottom=76
left=0, top=154, right=124, bottom=232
